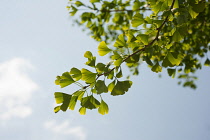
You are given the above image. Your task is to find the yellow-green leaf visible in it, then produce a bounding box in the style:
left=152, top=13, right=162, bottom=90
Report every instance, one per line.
left=131, top=13, right=144, bottom=27
left=98, top=100, right=109, bottom=115
left=81, top=68, right=97, bottom=83
left=98, top=41, right=112, bottom=56
left=79, top=107, right=86, bottom=115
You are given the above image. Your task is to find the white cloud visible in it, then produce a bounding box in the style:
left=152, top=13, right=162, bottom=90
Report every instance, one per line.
left=0, top=58, right=39, bottom=120
left=44, top=120, right=86, bottom=140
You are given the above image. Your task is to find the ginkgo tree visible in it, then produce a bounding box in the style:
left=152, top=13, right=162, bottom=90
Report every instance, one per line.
left=54, top=0, right=210, bottom=115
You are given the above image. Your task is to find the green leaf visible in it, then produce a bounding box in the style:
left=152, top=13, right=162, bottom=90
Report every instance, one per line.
left=54, top=106, right=60, bottom=113
left=136, top=34, right=149, bottom=45
left=86, top=57, right=96, bottom=67
left=69, top=6, right=78, bottom=16
left=95, top=80, right=108, bottom=94
left=84, top=51, right=93, bottom=59
left=151, top=62, right=162, bottom=73
left=70, top=68, right=82, bottom=81
left=167, top=68, right=176, bottom=78
left=84, top=51, right=96, bottom=67
left=90, top=0, right=100, bottom=3
left=54, top=92, right=65, bottom=104
left=116, top=68, right=123, bottom=78
left=125, top=31, right=137, bottom=43
left=163, top=52, right=184, bottom=67
left=189, top=6, right=199, bottom=18
left=75, top=1, right=84, bottom=7
left=98, top=100, right=109, bottom=115
left=111, top=80, right=132, bottom=96
left=204, top=58, right=210, bottom=66
left=143, top=56, right=153, bottom=66
left=55, top=76, right=61, bottom=85
left=108, top=80, right=116, bottom=92
left=131, top=13, right=144, bottom=27
left=111, top=52, right=121, bottom=60
left=73, top=90, right=85, bottom=100
left=192, top=2, right=205, bottom=13
left=54, top=93, right=73, bottom=112
left=153, top=20, right=164, bottom=27
left=56, top=72, right=75, bottom=88
left=81, top=96, right=100, bottom=109
left=79, top=107, right=86, bottom=115
left=69, top=96, right=78, bottom=110
left=172, top=29, right=183, bottom=42
left=60, top=94, right=71, bottom=112
left=114, top=34, right=126, bottom=48
left=114, top=58, right=123, bottom=66
left=151, top=1, right=164, bottom=14
left=107, top=69, right=114, bottom=80
left=81, top=68, right=97, bottom=83
left=174, top=0, right=179, bottom=8
left=96, top=63, right=106, bottom=74
left=98, top=41, right=112, bottom=56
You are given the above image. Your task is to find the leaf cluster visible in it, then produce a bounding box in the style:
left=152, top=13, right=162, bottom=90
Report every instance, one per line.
left=54, top=0, right=210, bottom=114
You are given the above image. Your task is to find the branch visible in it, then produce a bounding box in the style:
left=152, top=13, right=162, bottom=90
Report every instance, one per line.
left=83, top=0, right=176, bottom=89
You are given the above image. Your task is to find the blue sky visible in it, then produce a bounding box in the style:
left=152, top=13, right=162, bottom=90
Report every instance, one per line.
left=1, top=0, right=210, bottom=140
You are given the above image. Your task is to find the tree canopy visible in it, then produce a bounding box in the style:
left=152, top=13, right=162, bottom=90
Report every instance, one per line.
left=54, top=0, right=210, bottom=115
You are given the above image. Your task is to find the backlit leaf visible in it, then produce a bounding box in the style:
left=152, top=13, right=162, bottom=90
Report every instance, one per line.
left=114, top=34, right=126, bottom=48
left=136, top=34, right=149, bottom=45
left=70, top=68, right=82, bottom=81
left=167, top=68, right=176, bottom=78
left=81, top=68, right=97, bottom=83
left=108, top=80, right=116, bottom=92
left=98, top=41, right=112, bottom=56
left=81, top=96, right=100, bottom=109
left=204, top=58, right=210, bottom=66
left=131, top=13, right=144, bottom=27
left=111, top=80, right=132, bottom=96
left=54, top=106, right=60, bottom=113
left=79, top=107, right=86, bottom=115
left=151, top=62, right=162, bottom=73
left=98, top=100, right=109, bottom=115
left=95, top=80, right=108, bottom=94
left=56, top=72, right=75, bottom=88
left=69, top=96, right=78, bottom=110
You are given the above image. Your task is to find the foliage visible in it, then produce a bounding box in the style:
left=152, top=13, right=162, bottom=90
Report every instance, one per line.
left=54, top=0, right=210, bottom=115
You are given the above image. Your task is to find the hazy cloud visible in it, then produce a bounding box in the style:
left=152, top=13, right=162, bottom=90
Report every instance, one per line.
left=0, top=58, right=39, bottom=120
left=44, top=120, right=86, bottom=140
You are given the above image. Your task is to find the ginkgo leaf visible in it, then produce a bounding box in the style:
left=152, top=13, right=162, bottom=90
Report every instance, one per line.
left=151, top=62, right=162, bottom=73
left=54, top=106, right=61, bottom=113
left=79, top=107, right=86, bottom=115
left=108, top=80, right=116, bottom=92
left=90, top=0, right=100, bottom=3
left=131, top=13, right=144, bottom=27
left=69, top=96, right=78, bottom=110
left=167, top=68, right=176, bottom=78
left=114, top=34, right=126, bottom=48
left=111, top=80, right=132, bottom=96
left=95, top=80, right=108, bottom=94
left=84, top=51, right=93, bottom=59
left=204, top=58, right=210, bottom=66
left=98, top=100, right=109, bottom=115
left=81, top=68, right=97, bottom=83
left=59, top=72, right=75, bottom=88
left=70, top=67, right=82, bottom=81
left=136, top=34, right=149, bottom=45
left=81, top=96, right=100, bottom=109
left=98, top=41, right=112, bottom=56
left=73, top=90, right=85, bottom=100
